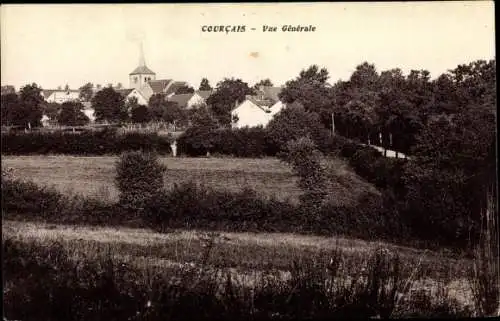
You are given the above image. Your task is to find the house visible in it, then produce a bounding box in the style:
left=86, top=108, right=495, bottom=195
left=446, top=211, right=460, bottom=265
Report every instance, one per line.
left=117, top=88, right=149, bottom=106
left=42, top=89, right=80, bottom=104
left=231, top=86, right=285, bottom=128
left=167, top=93, right=194, bottom=109
left=187, top=90, right=212, bottom=108
left=167, top=90, right=213, bottom=109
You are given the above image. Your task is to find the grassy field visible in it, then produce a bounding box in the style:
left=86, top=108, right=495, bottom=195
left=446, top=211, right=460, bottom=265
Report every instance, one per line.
left=2, top=155, right=380, bottom=205
left=2, top=219, right=474, bottom=310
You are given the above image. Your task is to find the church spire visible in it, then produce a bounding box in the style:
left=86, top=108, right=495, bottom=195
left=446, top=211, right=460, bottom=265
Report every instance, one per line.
left=139, top=41, right=146, bottom=67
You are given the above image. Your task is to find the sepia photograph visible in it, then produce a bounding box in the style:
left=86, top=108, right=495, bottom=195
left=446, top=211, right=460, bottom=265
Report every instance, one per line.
left=1, top=2, right=498, bottom=320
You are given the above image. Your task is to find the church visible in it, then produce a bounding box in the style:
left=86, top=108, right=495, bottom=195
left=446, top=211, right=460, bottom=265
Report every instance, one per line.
left=120, top=44, right=195, bottom=106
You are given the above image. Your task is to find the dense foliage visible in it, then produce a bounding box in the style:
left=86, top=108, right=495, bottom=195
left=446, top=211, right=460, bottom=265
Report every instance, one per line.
left=1, top=129, right=173, bottom=155
left=115, top=151, right=167, bottom=212
left=57, top=101, right=90, bottom=126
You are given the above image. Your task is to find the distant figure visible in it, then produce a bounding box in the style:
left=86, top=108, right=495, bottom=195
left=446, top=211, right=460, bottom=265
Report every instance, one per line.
left=171, top=140, right=177, bottom=157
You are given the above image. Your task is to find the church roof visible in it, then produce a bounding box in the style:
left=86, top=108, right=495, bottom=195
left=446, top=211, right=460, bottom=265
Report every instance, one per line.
left=116, top=88, right=134, bottom=97
left=165, top=81, right=188, bottom=96
left=129, top=65, right=156, bottom=75
left=148, top=79, right=173, bottom=94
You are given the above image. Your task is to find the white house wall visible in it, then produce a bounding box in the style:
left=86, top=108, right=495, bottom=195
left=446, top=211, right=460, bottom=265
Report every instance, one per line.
left=231, top=100, right=271, bottom=128
left=81, top=109, right=96, bottom=122
left=46, top=91, right=80, bottom=103
left=187, top=93, right=206, bottom=109
left=127, top=90, right=148, bottom=106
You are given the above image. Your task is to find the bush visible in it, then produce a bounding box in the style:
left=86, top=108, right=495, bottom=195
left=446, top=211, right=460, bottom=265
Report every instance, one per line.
left=115, top=151, right=167, bottom=213
left=1, top=176, right=121, bottom=225
left=1, top=130, right=173, bottom=155
left=280, top=137, right=327, bottom=209
left=178, top=126, right=273, bottom=157
left=144, top=182, right=299, bottom=233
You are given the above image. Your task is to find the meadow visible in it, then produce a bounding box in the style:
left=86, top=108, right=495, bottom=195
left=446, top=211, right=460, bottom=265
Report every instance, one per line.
left=2, top=155, right=379, bottom=206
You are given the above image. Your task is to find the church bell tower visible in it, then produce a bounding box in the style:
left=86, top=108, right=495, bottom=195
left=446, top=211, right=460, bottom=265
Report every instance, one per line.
left=129, top=42, right=156, bottom=90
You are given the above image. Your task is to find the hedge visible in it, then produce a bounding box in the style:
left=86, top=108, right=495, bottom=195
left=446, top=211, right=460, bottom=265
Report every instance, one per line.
left=1, top=129, right=173, bottom=155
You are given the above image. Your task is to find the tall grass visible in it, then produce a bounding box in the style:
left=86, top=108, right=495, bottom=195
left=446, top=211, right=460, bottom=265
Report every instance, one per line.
left=468, top=186, right=500, bottom=317
left=2, top=235, right=473, bottom=320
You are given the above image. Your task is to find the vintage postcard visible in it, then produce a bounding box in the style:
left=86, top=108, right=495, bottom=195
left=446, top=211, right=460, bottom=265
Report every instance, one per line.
left=1, top=2, right=497, bottom=320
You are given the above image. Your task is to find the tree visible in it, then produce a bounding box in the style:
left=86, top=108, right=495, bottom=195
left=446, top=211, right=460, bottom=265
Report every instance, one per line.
left=41, top=102, right=61, bottom=121
left=400, top=105, right=496, bottom=245
left=8, top=83, right=45, bottom=128
left=58, top=101, right=90, bottom=126
left=178, top=105, right=219, bottom=156
left=91, top=87, right=127, bottom=123
left=131, top=105, right=151, bottom=124
left=64, top=84, right=70, bottom=91
left=253, top=78, right=274, bottom=90
left=1, top=85, right=15, bottom=95
left=198, top=78, right=212, bottom=91
left=1, top=92, right=19, bottom=125
left=266, top=103, right=330, bottom=153
left=125, top=96, right=141, bottom=118
left=162, top=101, right=187, bottom=126
left=175, top=85, right=195, bottom=94
left=116, top=82, right=123, bottom=89
left=148, top=93, right=167, bottom=121
left=206, top=78, right=254, bottom=125
left=79, top=82, right=94, bottom=102
left=279, top=65, right=335, bottom=128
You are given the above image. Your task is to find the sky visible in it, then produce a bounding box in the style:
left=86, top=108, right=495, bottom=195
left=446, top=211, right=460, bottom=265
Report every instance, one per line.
left=1, top=2, right=495, bottom=91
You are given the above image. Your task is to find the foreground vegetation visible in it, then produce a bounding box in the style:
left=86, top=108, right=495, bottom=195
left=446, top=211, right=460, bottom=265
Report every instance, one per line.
left=2, top=227, right=476, bottom=320
left=2, top=147, right=498, bottom=319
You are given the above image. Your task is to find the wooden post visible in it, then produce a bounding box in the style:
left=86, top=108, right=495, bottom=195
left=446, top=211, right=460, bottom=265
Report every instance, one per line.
left=331, top=113, right=335, bottom=136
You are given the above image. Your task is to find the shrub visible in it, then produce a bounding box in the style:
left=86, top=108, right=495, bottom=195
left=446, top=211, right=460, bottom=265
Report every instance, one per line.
left=178, top=126, right=273, bottom=158
left=1, top=176, right=120, bottom=225
left=115, top=151, right=167, bottom=213
left=280, top=137, right=327, bottom=210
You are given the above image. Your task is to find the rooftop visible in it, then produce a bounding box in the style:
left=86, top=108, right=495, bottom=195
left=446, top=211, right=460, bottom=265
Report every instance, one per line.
left=148, top=79, right=173, bottom=94
left=129, top=65, right=156, bottom=75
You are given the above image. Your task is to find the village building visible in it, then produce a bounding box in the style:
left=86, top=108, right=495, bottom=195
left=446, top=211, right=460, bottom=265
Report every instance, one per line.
left=166, top=90, right=213, bottom=109
left=231, top=86, right=285, bottom=128
left=42, top=89, right=80, bottom=104
left=117, top=88, right=149, bottom=106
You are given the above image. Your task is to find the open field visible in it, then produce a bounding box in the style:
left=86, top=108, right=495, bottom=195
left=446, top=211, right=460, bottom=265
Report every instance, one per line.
left=2, top=155, right=380, bottom=205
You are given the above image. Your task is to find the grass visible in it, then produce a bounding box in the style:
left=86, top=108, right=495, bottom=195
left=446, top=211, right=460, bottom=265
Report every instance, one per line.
left=2, top=155, right=380, bottom=205
left=2, top=219, right=473, bottom=291
left=2, top=220, right=477, bottom=320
